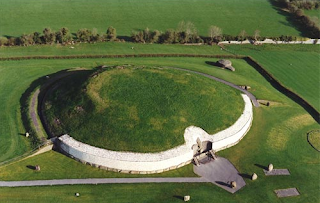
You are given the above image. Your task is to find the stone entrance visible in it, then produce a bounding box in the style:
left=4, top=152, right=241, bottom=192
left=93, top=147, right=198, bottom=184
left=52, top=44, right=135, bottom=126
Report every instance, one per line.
left=192, top=139, right=245, bottom=193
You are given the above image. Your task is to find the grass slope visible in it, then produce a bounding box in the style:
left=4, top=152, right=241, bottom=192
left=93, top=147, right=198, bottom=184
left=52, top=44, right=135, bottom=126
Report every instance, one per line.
left=0, top=0, right=300, bottom=37
left=44, top=67, right=243, bottom=152
left=225, top=44, right=320, bottom=112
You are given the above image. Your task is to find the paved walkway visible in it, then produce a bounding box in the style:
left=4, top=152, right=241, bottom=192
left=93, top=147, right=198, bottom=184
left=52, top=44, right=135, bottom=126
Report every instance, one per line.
left=0, top=178, right=209, bottom=187
left=193, top=157, right=246, bottom=193
left=171, top=67, right=259, bottom=107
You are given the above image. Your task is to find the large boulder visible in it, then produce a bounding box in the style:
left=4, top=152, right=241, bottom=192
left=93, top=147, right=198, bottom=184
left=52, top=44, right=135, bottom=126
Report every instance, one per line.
left=217, top=59, right=235, bottom=71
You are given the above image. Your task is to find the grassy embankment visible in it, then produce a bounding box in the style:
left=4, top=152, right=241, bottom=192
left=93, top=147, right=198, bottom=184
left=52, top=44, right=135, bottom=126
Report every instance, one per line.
left=225, top=44, right=320, bottom=112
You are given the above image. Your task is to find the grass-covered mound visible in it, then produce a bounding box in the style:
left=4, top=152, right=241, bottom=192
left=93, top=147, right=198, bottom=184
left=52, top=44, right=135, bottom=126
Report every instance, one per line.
left=44, top=66, right=243, bottom=152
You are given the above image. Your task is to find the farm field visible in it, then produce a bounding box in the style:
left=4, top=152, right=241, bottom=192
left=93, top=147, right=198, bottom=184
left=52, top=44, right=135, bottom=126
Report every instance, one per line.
left=0, top=0, right=301, bottom=37
left=0, top=56, right=319, bottom=202
left=225, top=44, right=320, bottom=112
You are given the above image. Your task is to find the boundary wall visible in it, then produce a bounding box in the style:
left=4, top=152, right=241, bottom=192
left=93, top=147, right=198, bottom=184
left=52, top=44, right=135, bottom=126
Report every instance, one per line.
left=57, top=94, right=253, bottom=174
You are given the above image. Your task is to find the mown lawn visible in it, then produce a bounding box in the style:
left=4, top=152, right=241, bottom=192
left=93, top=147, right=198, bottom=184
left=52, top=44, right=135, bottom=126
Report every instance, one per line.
left=0, top=42, right=224, bottom=57
left=0, top=107, right=318, bottom=203
left=225, top=44, right=320, bottom=112
left=0, top=0, right=300, bottom=37
left=0, top=56, right=318, bottom=202
left=308, top=130, right=320, bottom=151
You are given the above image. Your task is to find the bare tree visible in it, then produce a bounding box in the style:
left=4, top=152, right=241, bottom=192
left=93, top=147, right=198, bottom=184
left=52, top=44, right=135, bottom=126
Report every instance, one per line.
left=238, top=30, right=247, bottom=43
left=208, top=26, right=222, bottom=42
left=254, top=30, right=260, bottom=41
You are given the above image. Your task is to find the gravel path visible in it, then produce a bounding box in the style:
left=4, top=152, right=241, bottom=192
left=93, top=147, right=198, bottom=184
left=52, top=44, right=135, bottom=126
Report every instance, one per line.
left=0, top=178, right=209, bottom=187
left=29, top=89, right=43, bottom=137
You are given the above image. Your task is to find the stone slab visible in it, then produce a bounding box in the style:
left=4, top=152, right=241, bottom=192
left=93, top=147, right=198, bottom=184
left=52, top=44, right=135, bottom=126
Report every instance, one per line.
left=263, top=169, right=290, bottom=176
left=274, top=188, right=300, bottom=198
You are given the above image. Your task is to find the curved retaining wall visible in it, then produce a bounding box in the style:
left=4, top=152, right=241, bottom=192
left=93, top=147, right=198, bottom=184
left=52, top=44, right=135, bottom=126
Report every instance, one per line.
left=57, top=94, right=253, bottom=174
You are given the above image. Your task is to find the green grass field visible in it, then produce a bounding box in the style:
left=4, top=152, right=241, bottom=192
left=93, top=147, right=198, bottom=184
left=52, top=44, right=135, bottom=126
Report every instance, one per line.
left=308, top=130, right=320, bottom=151
left=304, top=9, right=320, bottom=26
left=225, top=44, right=320, bottom=112
left=0, top=0, right=319, bottom=201
left=0, top=0, right=301, bottom=37
left=0, top=56, right=287, bottom=162
left=0, top=56, right=318, bottom=202
left=0, top=42, right=224, bottom=57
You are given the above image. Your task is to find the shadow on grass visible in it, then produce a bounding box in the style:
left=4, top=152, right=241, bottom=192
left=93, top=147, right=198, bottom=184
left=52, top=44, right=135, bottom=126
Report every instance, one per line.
left=254, top=164, right=267, bottom=170
left=26, top=165, right=36, bottom=170
left=173, top=195, right=184, bottom=200
left=239, top=173, right=252, bottom=179
left=268, top=0, right=308, bottom=37
left=20, top=67, right=102, bottom=148
left=117, top=35, right=132, bottom=42
left=244, top=57, right=320, bottom=124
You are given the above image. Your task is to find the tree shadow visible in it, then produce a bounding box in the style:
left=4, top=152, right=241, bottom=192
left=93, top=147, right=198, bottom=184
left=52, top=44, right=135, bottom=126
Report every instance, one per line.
left=267, top=0, right=308, bottom=37
left=254, top=164, right=268, bottom=170
left=117, top=35, right=132, bottom=42
left=239, top=173, right=252, bottom=179
left=215, top=181, right=231, bottom=188
left=26, top=165, right=36, bottom=170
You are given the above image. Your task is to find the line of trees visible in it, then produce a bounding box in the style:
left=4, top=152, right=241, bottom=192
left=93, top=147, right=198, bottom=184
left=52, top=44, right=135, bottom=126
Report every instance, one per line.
left=0, top=21, right=316, bottom=47
left=277, top=0, right=319, bottom=10
left=276, top=0, right=320, bottom=38
left=0, top=26, right=118, bottom=46
left=131, top=21, right=203, bottom=44
left=130, top=21, right=268, bottom=44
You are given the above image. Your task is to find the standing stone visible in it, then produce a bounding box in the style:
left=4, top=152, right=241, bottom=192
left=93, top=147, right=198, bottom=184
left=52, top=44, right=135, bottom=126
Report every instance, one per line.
left=25, top=132, right=29, bottom=138
left=75, top=193, right=80, bottom=197
left=268, top=164, right=273, bottom=172
left=35, top=165, right=40, bottom=171
left=231, top=181, right=237, bottom=188
left=184, top=195, right=190, bottom=201
left=252, top=173, right=258, bottom=180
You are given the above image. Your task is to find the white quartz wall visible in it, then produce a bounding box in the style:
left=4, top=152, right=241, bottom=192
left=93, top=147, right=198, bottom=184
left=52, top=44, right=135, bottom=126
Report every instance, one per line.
left=58, top=94, right=253, bottom=173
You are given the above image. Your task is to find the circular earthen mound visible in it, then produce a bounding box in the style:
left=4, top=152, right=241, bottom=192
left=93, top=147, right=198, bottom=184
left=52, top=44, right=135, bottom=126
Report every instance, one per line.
left=43, top=66, right=243, bottom=152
